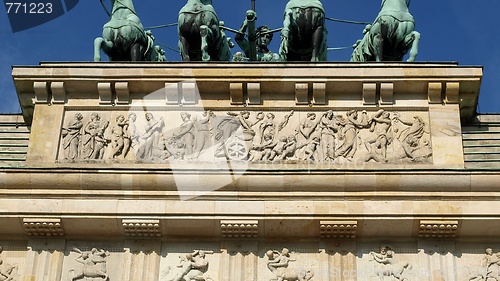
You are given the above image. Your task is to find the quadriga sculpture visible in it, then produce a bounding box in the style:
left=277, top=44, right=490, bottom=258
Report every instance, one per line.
left=178, top=0, right=232, bottom=61
left=351, top=0, right=420, bottom=62
left=279, top=0, right=327, bottom=61
left=94, top=0, right=149, bottom=61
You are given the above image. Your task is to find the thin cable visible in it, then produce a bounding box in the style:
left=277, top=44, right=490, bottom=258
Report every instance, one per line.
left=327, top=46, right=354, bottom=51
left=326, top=17, right=371, bottom=25
left=144, top=23, right=178, bottom=30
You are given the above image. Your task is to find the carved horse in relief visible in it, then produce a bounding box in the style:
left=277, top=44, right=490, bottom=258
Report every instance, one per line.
left=178, top=0, right=232, bottom=61
left=279, top=0, right=327, bottom=61
left=94, top=0, right=149, bottom=61
left=351, top=0, right=420, bottom=62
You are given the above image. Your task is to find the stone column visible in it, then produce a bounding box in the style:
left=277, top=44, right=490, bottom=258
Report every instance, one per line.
left=23, top=239, right=65, bottom=281
left=418, top=240, right=457, bottom=281
left=123, top=240, right=161, bottom=281
left=220, top=241, right=258, bottom=281
left=321, top=240, right=357, bottom=281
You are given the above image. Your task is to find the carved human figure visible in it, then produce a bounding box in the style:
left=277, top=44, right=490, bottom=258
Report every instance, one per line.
left=136, top=112, right=165, bottom=161
left=127, top=113, right=140, bottom=150
left=369, top=245, right=410, bottom=280
left=266, top=248, right=314, bottom=281
left=267, top=248, right=291, bottom=281
left=274, top=135, right=297, bottom=161
left=171, top=250, right=209, bottom=281
left=235, top=10, right=280, bottom=62
left=110, top=114, right=128, bottom=159
left=192, top=111, right=215, bottom=159
left=217, top=111, right=263, bottom=142
left=82, top=113, right=109, bottom=160
left=296, top=113, right=320, bottom=145
left=470, top=248, right=500, bottom=281
left=0, top=246, right=18, bottom=281
left=172, top=112, right=196, bottom=159
left=268, top=136, right=289, bottom=161
left=248, top=133, right=275, bottom=162
left=214, top=111, right=263, bottom=158
left=364, top=109, right=393, bottom=162
left=318, top=110, right=338, bottom=161
left=394, top=115, right=427, bottom=160
left=295, top=136, right=321, bottom=161
left=336, top=110, right=368, bottom=159
left=259, top=113, right=277, bottom=144
left=69, top=247, right=109, bottom=281
left=62, top=113, right=84, bottom=160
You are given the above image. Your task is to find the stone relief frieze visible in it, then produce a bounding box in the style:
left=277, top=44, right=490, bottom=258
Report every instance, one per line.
left=67, top=247, right=110, bottom=281
left=59, top=109, right=432, bottom=165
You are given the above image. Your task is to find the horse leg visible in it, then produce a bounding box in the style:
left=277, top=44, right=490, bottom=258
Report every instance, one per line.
left=200, top=25, right=211, bottom=62
left=311, top=26, right=325, bottom=62
left=178, top=36, right=191, bottom=62
left=94, top=37, right=104, bottom=62
left=406, top=30, right=420, bottom=62
left=95, top=37, right=115, bottom=61
left=130, top=43, right=144, bottom=61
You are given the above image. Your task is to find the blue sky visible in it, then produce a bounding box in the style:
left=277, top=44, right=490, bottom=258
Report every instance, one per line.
left=1, top=0, right=499, bottom=114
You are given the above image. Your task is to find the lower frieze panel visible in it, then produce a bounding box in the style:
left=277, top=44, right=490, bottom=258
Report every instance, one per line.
left=0, top=239, right=497, bottom=281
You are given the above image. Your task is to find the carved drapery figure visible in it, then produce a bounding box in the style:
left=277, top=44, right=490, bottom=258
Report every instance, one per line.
left=81, top=113, right=109, bottom=160
left=364, top=109, right=393, bottom=162
left=136, top=112, right=165, bottom=161
left=172, top=112, right=196, bottom=159
left=68, top=247, right=109, bottom=281
left=280, top=0, right=327, bottom=61
left=350, top=0, right=420, bottom=62
left=369, top=245, right=410, bottom=280
left=335, top=110, right=369, bottom=159
left=62, top=113, right=84, bottom=160
left=214, top=111, right=263, bottom=158
left=296, top=113, right=320, bottom=145
left=393, top=114, right=429, bottom=161
left=318, top=110, right=338, bottom=161
left=259, top=113, right=277, bottom=144
left=192, top=111, right=215, bottom=159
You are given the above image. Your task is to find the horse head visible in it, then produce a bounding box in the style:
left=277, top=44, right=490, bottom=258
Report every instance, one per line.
left=110, top=0, right=137, bottom=15
left=380, top=0, right=409, bottom=12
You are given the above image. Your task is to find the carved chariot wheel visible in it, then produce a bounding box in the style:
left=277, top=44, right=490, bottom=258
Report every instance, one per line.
left=225, top=140, right=248, bottom=160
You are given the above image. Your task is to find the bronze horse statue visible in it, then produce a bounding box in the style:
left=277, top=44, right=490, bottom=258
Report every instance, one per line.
left=351, top=0, right=420, bottom=62
left=279, top=0, right=327, bottom=61
left=94, top=0, right=151, bottom=61
left=178, top=0, right=232, bottom=61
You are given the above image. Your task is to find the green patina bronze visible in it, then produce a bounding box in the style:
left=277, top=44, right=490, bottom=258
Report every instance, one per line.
left=279, top=0, right=327, bottom=62
left=94, top=0, right=165, bottom=62
left=177, top=0, right=232, bottom=61
left=350, top=0, right=420, bottom=62
left=235, top=10, right=280, bottom=62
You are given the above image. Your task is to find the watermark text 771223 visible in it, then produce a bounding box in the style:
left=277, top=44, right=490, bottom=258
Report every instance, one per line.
left=5, top=2, right=53, bottom=14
